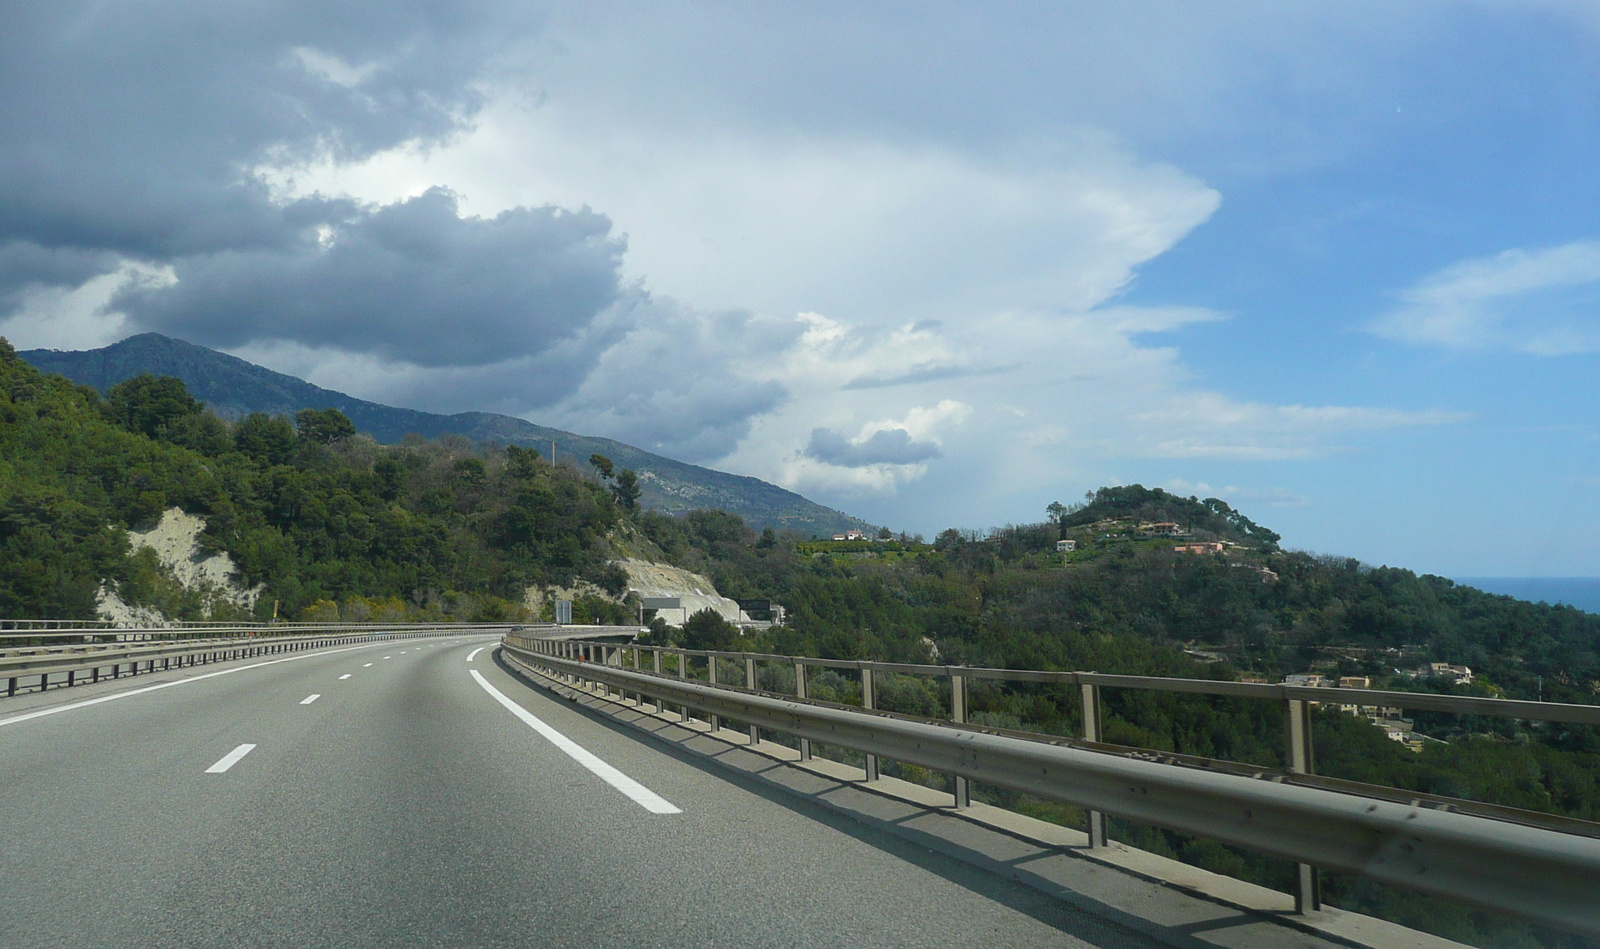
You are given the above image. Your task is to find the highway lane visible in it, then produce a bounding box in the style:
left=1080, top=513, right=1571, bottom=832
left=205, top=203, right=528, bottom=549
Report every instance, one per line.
left=0, top=636, right=1165, bottom=948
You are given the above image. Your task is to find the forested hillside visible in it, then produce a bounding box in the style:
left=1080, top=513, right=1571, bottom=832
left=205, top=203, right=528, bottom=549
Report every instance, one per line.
left=645, top=485, right=1598, bottom=706
left=0, top=338, right=638, bottom=623
left=21, top=333, right=876, bottom=537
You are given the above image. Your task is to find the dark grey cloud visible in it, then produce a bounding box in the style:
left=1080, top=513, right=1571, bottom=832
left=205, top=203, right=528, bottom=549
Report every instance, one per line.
left=548, top=303, right=797, bottom=462
left=0, top=241, right=120, bottom=309
left=0, top=1, right=540, bottom=294
left=804, top=427, right=942, bottom=467
left=115, top=188, right=626, bottom=367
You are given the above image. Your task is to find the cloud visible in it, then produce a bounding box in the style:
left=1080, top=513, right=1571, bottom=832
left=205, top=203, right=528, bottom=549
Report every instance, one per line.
left=0, top=2, right=532, bottom=304
left=0, top=243, right=120, bottom=309
left=115, top=188, right=626, bottom=368
left=540, top=300, right=798, bottom=462
left=804, top=427, right=943, bottom=468
left=1131, top=396, right=1467, bottom=461
left=1370, top=242, right=1600, bottom=354
left=0, top=1, right=1512, bottom=545
left=1162, top=479, right=1310, bottom=508
left=844, top=362, right=1021, bottom=390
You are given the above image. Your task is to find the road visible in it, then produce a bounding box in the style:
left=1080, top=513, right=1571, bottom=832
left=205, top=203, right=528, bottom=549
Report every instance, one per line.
left=0, top=635, right=1166, bottom=949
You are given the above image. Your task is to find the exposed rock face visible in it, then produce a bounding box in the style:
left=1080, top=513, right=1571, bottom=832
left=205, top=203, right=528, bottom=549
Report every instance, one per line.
left=521, top=580, right=610, bottom=619
left=94, top=590, right=170, bottom=628
left=616, top=558, right=749, bottom=626
left=95, top=508, right=263, bottom=625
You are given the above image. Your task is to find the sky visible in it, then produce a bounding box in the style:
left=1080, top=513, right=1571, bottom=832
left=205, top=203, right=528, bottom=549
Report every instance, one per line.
left=3, top=1, right=1599, bottom=576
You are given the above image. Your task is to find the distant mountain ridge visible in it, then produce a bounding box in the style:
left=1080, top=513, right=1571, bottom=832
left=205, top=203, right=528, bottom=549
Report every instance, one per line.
left=21, top=333, right=875, bottom=537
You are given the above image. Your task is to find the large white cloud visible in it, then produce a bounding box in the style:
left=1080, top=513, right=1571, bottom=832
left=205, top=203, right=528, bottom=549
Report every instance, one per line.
left=2, top=0, right=1507, bottom=539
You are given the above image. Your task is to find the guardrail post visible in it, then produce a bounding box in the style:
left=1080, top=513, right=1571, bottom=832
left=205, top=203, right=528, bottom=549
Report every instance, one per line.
left=951, top=672, right=970, bottom=808
left=862, top=667, right=879, bottom=781
left=707, top=656, right=721, bottom=733
left=654, top=649, right=665, bottom=713
left=1286, top=698, right=1322, bottom=913
left=745, top=656, right=759, bottom=745
left=795, top=660, right=811, bottom=761
left=1081, top=681, right=1107, bottom=848
left=678, top=651, right=691, bottom=722
left=626, top=645, right=639, bottom=704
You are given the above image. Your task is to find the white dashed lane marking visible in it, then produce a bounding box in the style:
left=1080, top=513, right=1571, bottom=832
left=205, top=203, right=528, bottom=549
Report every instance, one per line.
left=205, top=744, right=257, bottom=773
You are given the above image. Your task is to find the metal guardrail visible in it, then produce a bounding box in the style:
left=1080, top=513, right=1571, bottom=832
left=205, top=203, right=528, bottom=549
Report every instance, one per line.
left=0, top=618, right=270, bottom=631
left=1, top=623, right=522, bottom=698
left=0, top=621, right=552, bottom=645
left=503, top=634, right=1600, bottom=938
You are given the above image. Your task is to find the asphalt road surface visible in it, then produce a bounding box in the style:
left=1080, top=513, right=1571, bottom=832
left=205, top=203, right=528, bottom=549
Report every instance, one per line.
left=0, top=635, right=1169, bottom=948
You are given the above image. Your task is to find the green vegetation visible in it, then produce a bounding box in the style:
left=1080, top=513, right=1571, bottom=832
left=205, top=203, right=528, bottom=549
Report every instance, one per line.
left=0, top=338, right=637, bottom=622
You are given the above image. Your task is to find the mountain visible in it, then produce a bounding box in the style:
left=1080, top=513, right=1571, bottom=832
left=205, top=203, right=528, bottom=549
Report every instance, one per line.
left=20, top=333, right=875, bottom=538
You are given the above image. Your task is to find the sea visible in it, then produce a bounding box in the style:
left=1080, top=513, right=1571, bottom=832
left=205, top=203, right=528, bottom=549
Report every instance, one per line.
left=1452, top=577, right=1600, bottom=615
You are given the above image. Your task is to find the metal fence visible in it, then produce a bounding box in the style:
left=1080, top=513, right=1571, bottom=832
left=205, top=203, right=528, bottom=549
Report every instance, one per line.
left=503, top=632, right=1600, bottom=937
left=1, top=623, right=522, bottom=697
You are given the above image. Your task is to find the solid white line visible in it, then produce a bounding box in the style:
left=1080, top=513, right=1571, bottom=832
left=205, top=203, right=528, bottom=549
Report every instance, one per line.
left=338, top=674, right=352, bottom=680
left=468, top=670, right=680, bottom=815
left=0, top=643, right=388, bottom=729
left=466, top=647, right=484, bottom=662
left=205, top=743, right=257, bottom=773
left=300, top=694, right=321, bottom=705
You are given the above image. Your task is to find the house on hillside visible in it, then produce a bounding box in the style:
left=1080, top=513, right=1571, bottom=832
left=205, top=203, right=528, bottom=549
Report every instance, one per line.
left=1426, top=662, right=1473, bottom=685
left=1056, top=539, right=1077, bottom=552
left=831, top=529, right=867, bottom=541
left=1284, top=673, right=1332, bottom=688
left=1174, top=542, right=1224, bottom=554
left=1140, top=522, right=1184, bottom=537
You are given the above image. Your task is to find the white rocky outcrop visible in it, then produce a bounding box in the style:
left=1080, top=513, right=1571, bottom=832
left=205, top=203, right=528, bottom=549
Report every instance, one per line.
left=96, top=508, right=263, bottom=625
left=617, top=558, right=751, bottom=626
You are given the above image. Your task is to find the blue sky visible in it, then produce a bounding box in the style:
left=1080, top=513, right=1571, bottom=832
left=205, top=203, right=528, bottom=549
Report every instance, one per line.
left=3, top=1, right=1598, bottom=576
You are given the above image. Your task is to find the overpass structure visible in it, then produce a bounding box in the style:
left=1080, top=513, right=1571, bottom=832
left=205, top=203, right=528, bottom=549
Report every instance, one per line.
left=0, top=620, right=1594, bottom=947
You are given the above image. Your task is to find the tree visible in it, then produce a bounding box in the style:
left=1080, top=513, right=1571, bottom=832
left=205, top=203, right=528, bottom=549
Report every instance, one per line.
left=612, top=468, right=641, bottom=511
left=105, top=374, right=204, bottom=439
left=681, top=608, right=740, bottom=651
left=234, top=413, right=297, bottom=465
left=1046, top=501, right=1069, bottom=539
left=294, top=407, right=356, bottom=444
left=877, top=526, right=893, bottom=540
left=589, top=453, right=615, bottom=481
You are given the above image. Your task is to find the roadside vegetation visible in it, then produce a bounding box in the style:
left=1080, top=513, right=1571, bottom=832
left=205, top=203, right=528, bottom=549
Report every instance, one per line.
left=0, top=339, right=637, bottom=623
